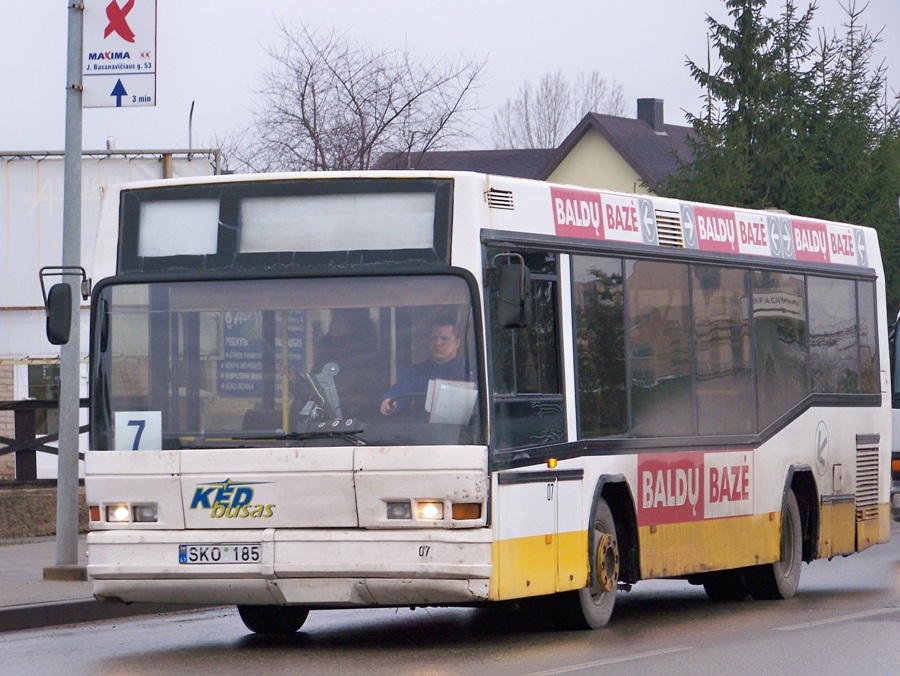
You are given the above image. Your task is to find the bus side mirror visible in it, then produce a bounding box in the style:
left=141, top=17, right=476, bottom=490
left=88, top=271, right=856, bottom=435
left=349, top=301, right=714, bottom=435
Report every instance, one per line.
left=498, top=262, right=531, bottom=328
left=46, top=283, right=72, bottom=345
left=39, top=265, right=90, bottom=346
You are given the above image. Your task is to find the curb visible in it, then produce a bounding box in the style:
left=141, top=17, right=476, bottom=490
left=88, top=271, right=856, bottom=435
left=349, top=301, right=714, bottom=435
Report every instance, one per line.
left=0, top=599, right=211, bottom=633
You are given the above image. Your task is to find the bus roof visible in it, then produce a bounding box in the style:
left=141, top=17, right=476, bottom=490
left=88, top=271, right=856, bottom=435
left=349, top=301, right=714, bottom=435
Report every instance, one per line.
left=102, top=170, right=879, bottom=275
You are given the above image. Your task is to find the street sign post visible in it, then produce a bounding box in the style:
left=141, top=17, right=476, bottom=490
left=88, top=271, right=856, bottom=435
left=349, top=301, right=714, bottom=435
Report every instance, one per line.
left=82, top=0, right=157, bottom=108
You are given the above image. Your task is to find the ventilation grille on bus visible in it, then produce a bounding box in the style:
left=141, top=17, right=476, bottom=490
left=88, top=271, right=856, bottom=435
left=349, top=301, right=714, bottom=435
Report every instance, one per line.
left=485, top=188, right=514, bottom=210
left=855, top=443, right=879, bottom=521
left=655, top=209, right=684, bottom=248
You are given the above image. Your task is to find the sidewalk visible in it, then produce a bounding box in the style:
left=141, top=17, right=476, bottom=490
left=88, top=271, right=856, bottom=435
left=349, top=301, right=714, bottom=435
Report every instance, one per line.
left=0, top=536, right=202, bottom=632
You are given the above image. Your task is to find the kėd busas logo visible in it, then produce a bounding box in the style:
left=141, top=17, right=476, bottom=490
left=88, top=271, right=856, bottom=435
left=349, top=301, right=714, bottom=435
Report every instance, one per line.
left=190, top=479, right=275, bottom=519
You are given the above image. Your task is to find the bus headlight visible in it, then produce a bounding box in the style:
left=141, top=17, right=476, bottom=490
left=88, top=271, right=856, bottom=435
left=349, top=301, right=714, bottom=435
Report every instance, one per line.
left=416, top=501, right=444, bottom=520
left=103, top=503, right=158, bottom=523
left=387, top=500, right=471, bottom=521
left=387, top=501, right=412, bottom=519
left=133, top=504, right=158, bottom=522
left=106, top=504, right=131, bottom=523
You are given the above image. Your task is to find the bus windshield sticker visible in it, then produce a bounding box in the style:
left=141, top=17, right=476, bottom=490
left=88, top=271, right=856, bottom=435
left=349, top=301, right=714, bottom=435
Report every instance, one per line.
left=114, top=411, right=162, bottom=451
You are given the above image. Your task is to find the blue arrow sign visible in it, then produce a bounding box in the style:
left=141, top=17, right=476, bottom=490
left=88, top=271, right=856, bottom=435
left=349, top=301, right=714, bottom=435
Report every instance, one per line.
left=110, top=79, right=128, bottom=107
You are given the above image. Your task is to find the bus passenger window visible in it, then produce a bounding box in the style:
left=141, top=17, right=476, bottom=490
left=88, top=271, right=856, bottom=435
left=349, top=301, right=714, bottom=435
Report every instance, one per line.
left=692, top=266, right=754, bottom=435
left=572, top=255, right=626, bottom=438
left=626, top=260, right=693, bottom=437
left=857, top=281, right=878, bottom=395
left=808, top=276, right=858, bottom=394
left=753, top=270, right=808, bottom=429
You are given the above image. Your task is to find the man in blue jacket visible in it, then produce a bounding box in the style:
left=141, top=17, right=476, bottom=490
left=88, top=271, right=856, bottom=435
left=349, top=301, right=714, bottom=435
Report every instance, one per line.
left=380, top=315, right=470, bottom=418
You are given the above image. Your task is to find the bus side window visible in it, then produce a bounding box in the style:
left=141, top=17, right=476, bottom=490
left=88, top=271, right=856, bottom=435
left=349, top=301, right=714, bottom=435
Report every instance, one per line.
left=692, top=265, right=754, bottom=435
left=572, top=255, right=627, bottom=438
left=487, top=249, right=564, bottom=450
left=753, top=270, right=809, bottom=430
left=626, top=259, right=693, bottom=437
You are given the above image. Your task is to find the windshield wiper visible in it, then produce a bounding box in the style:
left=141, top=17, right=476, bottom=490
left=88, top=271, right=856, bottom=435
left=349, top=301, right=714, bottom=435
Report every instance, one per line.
left=175, top=419, right=366, bottom=448
left=279, top=419, right=367, bottom=446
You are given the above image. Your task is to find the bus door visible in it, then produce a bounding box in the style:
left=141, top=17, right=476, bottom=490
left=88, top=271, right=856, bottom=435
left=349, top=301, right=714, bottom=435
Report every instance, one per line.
left=495, top=469, right=584, bottom=598
left=487, top=248, right=585, bottom=597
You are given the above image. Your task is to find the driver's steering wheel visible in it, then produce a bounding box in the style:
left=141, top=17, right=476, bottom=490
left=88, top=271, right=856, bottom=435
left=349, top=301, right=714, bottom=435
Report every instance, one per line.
left=385, top=392, right=427, bottom=418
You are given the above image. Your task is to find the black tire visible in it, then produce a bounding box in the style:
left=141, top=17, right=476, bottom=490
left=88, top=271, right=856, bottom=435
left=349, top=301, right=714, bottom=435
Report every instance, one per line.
left=559, top=497, right=619, bottom=629
left=744, top=489, right=802, bottom=600
left=701, top=569, right=749, bottom=601
left=237, top=605, right=310, bottom=634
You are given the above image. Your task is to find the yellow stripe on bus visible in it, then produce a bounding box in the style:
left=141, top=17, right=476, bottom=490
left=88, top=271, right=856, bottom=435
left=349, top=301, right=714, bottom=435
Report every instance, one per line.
left=490, top=501, right=892, bottom=601
left=818, top=499, right=856, bottom=557
left=639, top=513, right=781, bottom=579
left=856, top=503, right=891, bottom=552
left=557, top=529, right=589, bottom=592
left=491, top=530, right=588, bottom=600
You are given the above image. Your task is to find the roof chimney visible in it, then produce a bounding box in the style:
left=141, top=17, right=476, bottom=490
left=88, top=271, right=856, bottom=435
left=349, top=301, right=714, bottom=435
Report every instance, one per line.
left=637, top=98, right=665, bottom=133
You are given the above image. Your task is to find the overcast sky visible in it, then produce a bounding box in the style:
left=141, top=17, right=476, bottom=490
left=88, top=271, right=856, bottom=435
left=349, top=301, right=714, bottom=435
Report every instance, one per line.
left=0, top=1, right=897, bottom=153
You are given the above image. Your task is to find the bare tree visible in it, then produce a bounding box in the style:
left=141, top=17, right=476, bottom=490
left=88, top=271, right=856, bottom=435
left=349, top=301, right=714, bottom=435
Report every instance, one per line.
left=574, top=71, right=628, bottom=121
left=225, top=23, right=485, bottom=172
left=491, top=71, right=629, bottom=149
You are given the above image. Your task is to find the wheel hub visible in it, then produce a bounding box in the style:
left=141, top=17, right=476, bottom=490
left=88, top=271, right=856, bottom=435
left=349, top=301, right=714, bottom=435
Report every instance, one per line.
left=596, top=532, right=619, bottom=593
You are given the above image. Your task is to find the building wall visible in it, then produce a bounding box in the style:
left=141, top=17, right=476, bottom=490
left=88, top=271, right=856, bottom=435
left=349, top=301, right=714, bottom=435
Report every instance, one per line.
left=546, top=128, right=651, bottom=194
left=0, top=151, right=218, bottom=482
left=0, top=364, right=13, bottom=479
left=0, top=153, right=219, bottom=363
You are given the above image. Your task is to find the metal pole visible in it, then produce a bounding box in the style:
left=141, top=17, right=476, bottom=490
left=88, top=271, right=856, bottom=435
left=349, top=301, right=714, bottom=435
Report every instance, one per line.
left=50, top=0, right=84, bottom=576
left=189, top=100, right=195, bottom=152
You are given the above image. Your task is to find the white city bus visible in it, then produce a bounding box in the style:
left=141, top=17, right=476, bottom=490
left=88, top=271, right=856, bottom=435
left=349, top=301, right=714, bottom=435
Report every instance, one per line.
left=50, top=171, right=891, bottom=633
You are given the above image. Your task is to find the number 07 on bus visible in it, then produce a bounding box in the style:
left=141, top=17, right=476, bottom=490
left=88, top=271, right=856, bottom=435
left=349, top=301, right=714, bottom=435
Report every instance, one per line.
left=44, top=171, right=892, bottom=634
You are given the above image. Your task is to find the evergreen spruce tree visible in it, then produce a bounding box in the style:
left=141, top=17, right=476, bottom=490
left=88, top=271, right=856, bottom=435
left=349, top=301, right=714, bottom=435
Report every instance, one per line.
left=662, top=0, right=900, bottom=308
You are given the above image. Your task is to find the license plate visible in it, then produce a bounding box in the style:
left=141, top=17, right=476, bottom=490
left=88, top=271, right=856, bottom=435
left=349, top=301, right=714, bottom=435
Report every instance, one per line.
left=178, top=543, right=261, bottom=564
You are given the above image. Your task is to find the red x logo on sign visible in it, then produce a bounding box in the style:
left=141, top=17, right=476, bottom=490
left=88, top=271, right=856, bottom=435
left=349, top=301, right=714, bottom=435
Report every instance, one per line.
left=104, top=0, right=136, bottom=43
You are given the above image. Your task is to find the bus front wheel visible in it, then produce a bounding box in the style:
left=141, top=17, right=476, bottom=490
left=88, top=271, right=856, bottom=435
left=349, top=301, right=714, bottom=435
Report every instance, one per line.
left=569, top=497, right=619, bottom=629
left=237, top=605, right=310, bottom=634
left=744, top=489, right=802, bottom=600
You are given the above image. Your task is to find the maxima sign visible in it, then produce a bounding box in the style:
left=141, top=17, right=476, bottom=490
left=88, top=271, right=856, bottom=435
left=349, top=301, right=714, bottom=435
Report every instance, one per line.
left=82, top=0, right=157, bottom=108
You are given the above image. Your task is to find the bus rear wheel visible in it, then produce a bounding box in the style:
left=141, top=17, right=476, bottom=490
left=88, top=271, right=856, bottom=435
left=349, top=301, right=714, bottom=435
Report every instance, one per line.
left=237, top=605, right=310, bottom=634
left=564, top=497, right=618, bottom=629
left=744, top=489, right=802, bottom=600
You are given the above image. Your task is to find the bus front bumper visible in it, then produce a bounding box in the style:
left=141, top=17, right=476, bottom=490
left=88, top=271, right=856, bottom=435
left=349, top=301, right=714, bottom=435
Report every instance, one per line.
left=87, top=527, right=493, bottom=607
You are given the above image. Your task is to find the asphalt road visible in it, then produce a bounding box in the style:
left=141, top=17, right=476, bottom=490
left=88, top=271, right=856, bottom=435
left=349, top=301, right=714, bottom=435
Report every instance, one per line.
left=3, top=522, right=899, bottom=675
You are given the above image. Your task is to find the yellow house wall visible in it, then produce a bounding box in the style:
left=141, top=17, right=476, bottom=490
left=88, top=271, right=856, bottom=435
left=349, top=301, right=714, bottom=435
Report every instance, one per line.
left=546, top=128, right=651, bottom=194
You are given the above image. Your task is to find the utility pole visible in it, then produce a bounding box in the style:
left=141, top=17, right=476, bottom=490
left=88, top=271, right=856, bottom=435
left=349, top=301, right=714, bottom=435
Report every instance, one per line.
left=45, top=0, right=85, bottom=580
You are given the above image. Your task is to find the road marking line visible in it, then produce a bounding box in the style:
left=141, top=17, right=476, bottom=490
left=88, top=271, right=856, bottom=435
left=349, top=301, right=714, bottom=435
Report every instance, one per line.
left=526, top=646, right=693, bottom=675
left=774, top=607, right=900, bottom=631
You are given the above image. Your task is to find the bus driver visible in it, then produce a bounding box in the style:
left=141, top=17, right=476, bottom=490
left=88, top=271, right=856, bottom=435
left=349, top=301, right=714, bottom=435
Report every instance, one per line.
left=380, top=315, right=470, bottom=418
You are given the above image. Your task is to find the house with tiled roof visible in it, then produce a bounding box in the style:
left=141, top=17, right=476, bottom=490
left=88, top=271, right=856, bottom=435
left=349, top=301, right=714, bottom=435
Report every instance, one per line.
left=375, top=148, right=555, bottom=179
left=540, top=99, right=692, bottom=194
left=375, top=98, right=692, bottom=194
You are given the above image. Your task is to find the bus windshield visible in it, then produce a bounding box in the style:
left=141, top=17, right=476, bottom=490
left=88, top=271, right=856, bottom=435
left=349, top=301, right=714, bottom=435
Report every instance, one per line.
left=90, top=274, right=483, bottom=450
